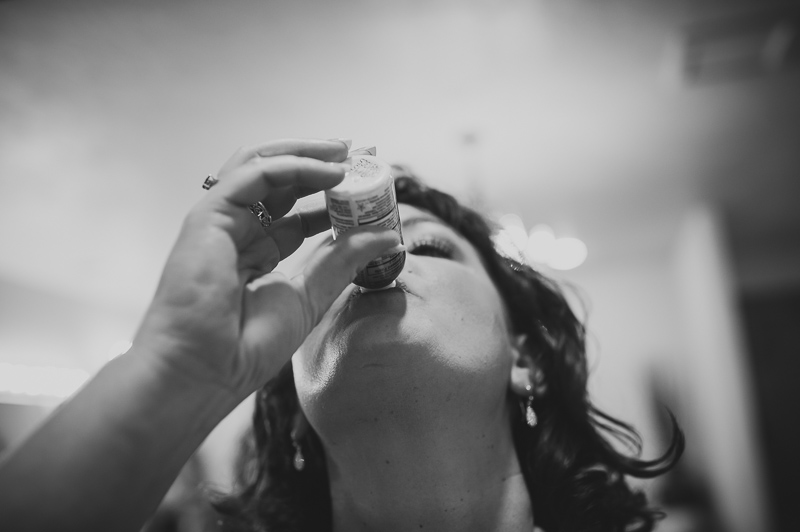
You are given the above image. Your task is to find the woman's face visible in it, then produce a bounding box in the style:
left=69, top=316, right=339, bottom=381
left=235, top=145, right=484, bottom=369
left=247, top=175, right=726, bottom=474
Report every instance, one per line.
left=293, top=204, right=518, bottom=440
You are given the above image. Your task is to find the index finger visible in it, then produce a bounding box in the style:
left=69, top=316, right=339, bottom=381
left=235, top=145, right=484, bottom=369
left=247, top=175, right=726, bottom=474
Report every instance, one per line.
left=261, top=203, right=330, bottom=263
left=227, top=138, right=352, bottom=169
left=212, top=154, right=347, bottom=207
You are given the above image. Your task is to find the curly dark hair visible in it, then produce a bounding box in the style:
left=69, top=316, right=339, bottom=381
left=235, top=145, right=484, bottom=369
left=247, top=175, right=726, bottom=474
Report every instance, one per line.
left=214, top=170, right=685, bottom=532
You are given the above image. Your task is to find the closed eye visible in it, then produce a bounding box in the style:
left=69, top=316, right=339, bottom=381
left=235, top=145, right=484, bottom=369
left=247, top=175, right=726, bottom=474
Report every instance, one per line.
left=408, top=238, right=455, bottom=259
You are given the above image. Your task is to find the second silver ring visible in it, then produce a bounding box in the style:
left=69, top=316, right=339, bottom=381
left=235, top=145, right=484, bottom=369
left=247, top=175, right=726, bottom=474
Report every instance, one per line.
left=248, top=201, right=272, bottom=229
left=202, top=175, right=272, bottom=230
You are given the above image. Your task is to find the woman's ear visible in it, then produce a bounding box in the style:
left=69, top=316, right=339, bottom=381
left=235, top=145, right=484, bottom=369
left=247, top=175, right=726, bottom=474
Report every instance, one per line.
left=509, top=334, right=547, bottom=398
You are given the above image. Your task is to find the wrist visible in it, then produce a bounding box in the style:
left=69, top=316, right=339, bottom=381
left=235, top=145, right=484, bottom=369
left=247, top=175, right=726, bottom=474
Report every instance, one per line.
left=132, top=312, right=253, bottom=402
left=112, top=342, right=245, bottom=432
left=0, top=343, right=246, bottom=532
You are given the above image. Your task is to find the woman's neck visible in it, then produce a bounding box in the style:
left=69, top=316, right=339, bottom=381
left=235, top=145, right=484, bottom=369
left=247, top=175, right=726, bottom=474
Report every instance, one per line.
left=322, top=404, right=534, bottom=532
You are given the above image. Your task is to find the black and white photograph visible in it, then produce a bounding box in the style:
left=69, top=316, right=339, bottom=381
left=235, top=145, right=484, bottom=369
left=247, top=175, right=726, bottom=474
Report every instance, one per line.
left=1, top=1, right=798, bottom=531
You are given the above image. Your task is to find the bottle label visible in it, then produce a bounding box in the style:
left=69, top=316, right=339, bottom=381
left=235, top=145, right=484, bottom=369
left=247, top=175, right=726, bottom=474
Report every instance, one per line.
left=328, top=184, right=400, bottom=234
left=326, top=172, right=405, bottom=289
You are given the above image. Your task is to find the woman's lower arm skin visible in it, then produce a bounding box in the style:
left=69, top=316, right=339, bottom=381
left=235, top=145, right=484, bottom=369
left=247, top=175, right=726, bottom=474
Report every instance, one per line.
left=0, top=138, right=390, bottom=532
left=0, top=345, right=243, bottom=532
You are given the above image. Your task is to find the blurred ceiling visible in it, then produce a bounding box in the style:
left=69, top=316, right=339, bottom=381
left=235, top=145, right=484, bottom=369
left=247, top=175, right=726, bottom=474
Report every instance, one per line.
left=1, top=0, right=798, bottom=313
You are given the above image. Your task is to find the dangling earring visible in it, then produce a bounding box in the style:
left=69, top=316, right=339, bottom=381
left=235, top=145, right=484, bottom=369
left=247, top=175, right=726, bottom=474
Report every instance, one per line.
left=291, top=430, right=305, bottom=471
left=525, top=384, right=538, bottom=428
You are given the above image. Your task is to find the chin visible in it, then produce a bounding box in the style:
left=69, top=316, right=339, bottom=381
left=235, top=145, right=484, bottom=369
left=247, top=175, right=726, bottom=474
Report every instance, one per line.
left=324, top=312, right=433, bottom=372
left=293, top=315, right=444, bottom=429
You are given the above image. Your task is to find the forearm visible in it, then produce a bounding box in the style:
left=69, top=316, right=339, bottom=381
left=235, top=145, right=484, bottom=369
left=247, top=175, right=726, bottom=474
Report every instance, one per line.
left=0, top=346, right=242, bottom=532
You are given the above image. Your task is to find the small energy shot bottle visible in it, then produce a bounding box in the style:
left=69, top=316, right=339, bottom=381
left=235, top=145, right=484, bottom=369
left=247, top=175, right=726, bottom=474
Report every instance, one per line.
left=325, top=154, right=405, bottom=290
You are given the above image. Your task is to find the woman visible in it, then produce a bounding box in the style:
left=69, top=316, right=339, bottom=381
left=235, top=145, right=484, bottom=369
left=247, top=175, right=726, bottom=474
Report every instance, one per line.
left=0, top=139, right=682, bottom=532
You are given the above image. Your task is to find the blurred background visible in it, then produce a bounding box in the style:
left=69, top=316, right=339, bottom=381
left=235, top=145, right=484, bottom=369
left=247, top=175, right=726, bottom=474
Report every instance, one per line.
left=1, top=0, right=798, bottom=530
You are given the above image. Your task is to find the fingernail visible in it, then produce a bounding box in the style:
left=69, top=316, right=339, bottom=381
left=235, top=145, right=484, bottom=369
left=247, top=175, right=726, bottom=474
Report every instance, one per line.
left=328, top=161, right=352, bottom=171
left=331, top=138, right=352, bottom=150
left=349, top=146, right=377, bottom=156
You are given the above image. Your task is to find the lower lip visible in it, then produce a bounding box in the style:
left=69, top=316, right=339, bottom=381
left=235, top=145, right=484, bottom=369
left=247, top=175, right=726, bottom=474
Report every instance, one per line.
left=347, top=283, right=410, bottom=304
left=359, top=285, right=406, bottom=297
left=360, top=280, right=397, bottom=292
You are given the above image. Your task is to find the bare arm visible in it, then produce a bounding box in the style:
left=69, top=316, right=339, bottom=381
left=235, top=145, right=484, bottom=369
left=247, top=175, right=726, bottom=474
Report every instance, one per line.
left=0, top=347, right=239, bottom=532
left=0, top=138, right=399, bottom=532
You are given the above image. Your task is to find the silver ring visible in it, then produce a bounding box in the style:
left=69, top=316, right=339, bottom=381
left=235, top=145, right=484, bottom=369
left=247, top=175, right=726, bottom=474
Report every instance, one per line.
left=202, top=175, right=218, bottom=190
left=248, top=201, right=272, bottom=229
left=203, top=175, right=271, bottom=230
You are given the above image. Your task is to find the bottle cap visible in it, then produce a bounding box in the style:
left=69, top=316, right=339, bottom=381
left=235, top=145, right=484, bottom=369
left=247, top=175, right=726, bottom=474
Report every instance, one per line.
left=330, top=155, right=392, bottom=196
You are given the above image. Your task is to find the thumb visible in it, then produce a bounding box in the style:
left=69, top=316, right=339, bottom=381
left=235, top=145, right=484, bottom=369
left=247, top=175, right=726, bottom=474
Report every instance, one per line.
left=294, top=226, right=402, bottom=325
